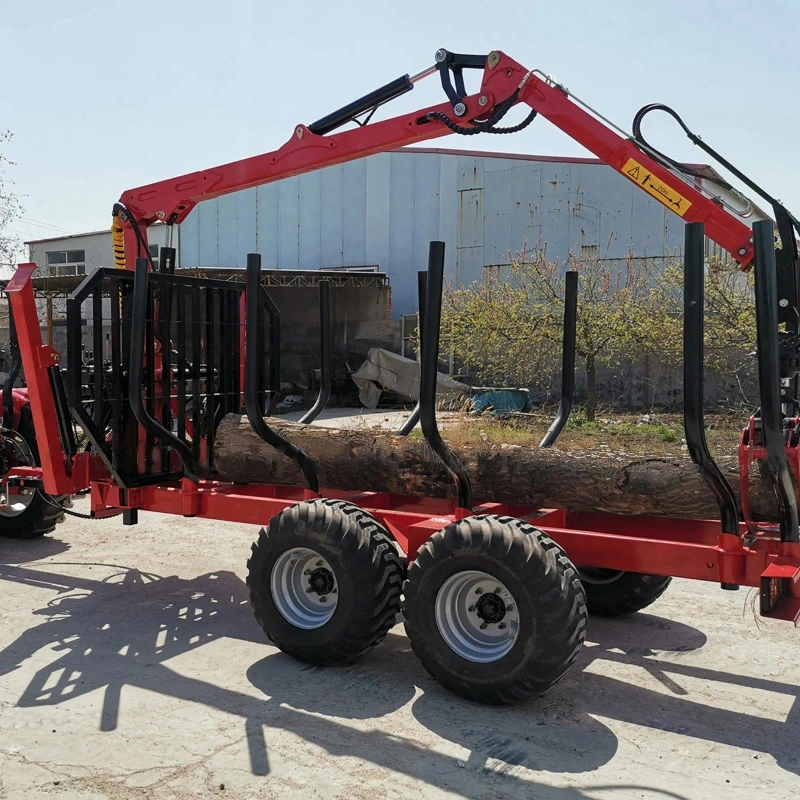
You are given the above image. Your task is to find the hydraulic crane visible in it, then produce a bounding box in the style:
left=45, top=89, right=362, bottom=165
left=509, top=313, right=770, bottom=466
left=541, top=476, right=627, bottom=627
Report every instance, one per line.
left=1, top=49, right=798, bottom=705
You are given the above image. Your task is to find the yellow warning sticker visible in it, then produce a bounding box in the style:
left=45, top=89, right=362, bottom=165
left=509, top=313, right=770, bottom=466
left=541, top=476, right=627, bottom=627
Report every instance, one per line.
left=622, top=158, right=692, bottom=217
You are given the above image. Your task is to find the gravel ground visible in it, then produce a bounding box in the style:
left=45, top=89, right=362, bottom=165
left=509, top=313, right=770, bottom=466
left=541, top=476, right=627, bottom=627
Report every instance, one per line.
left=1, top=496, right=799, bottom=800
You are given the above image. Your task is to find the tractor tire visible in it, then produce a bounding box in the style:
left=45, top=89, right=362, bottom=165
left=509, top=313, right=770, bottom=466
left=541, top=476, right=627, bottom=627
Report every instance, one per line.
left=578, top=568, right=672, bottom=617
left=246, top=498, right=403, bottom=666
left=0, top=406, right=70, bottom=540
left=403, top=515, right=587, bottom=705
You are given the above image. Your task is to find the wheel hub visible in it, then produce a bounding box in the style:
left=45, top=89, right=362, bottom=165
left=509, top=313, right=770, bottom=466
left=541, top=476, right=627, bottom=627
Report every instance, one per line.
left=270, top=548, right=339, bottom=629
left=435, top=570, right=520, bottom=663
left=308, top=566, right=334, bottom=595
left=475, top=592, right=506, bottom=624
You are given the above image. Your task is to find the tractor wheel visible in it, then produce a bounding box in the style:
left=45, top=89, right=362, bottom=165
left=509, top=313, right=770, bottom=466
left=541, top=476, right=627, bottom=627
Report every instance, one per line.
left=403, top=515, right=587, bottom=705
left=246, top=498, right=403, bottom=666
left=0, top=407, right=70, bottom=540
left=578, top=568, right=672, bottom=617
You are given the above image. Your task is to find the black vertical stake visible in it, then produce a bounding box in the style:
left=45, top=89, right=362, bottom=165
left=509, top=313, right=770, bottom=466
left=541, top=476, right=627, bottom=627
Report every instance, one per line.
left=266, top=292, right=281, bottom=415
left=753, top=219, right=800, bottom=544
left=540, top=270, right=578, bottom=448
left=128, top=258, right=199, bottom=480
left=158, top=247, right=176, bottom=471
left=244, top=254, right=319, bottom=492
left=110, top=280, right=122, bottom=472
left=204, top=287, right=216, bottom=469
left=682, top=222, right=740, bottom=542
left=66, top=294, right=83, bottom=418
left=398, top=270, right=427, bottom=436
left=190, top=287, right=202, bottom=466
left=91, top=290, right=105, bottom=431
left=298, top=280, right=332, bottom=424
left=419, top=241, right=472, bottom=510
left=176, top=287, right=186, bottom=441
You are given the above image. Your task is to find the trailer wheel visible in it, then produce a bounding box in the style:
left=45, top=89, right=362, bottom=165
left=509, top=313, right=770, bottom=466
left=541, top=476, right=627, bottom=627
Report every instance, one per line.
left=403, top=515, right=587, bottom=705
left=0, top=407, right=69, bottom=540
left=247, top=498, right=403, bottom=666
left=578, top=568, right=672, bottom=617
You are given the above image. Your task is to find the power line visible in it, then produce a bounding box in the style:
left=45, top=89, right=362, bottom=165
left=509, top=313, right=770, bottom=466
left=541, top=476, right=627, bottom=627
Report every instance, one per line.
left=18, top=217, right=80, bottom=234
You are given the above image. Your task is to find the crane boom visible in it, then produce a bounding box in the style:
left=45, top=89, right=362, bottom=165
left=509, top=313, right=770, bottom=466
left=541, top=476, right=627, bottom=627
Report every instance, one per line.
left=116, top=49, right=756, bottom=269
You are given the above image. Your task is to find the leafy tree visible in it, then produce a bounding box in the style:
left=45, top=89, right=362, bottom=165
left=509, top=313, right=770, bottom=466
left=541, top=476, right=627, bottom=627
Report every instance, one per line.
left=653, top=258, right=757, bottom=404
left=441, top=244, right=756, bottom=420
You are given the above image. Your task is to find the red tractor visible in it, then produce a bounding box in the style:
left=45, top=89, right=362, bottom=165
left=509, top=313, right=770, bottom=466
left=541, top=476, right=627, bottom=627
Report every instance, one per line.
left=2, top=49, right=798, bottom=705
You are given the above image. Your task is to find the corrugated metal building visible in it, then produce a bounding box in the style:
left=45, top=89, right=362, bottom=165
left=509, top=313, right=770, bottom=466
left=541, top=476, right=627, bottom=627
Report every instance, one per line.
left=179, top=147, right=762, bottom=317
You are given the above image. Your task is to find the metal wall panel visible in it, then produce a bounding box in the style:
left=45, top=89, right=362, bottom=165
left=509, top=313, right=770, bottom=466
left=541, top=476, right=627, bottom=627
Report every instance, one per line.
left=255, top=182, right=279, bottom=267
left=180, top=150, right=713, bottom=317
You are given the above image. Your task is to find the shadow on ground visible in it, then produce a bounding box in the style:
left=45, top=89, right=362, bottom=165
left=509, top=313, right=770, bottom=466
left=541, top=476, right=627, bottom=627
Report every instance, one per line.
left=0, top=546, right=797, bottom=797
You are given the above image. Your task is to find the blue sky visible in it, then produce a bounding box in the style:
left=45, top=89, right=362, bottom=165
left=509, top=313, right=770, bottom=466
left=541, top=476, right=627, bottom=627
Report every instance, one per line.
left=3, top=0, right=798, bottom=247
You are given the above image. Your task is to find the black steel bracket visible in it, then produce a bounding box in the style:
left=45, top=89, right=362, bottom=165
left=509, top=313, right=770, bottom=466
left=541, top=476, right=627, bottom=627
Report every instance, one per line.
left=299, top=280, right=332, bottom=425
left=752, top=220, right=799, bottom=545
left=682, top=222, right=740, bottom=537
left=540, top=270, right=578, bottom=448
left=398, top=270, right=428, bottom=437
left=129, top=259, right=202, bottom=482
left=435, top=50, right=488, bottom=109
left=245, top=254, right=319, bottom=493
left=419, top=241, right=472, bottom=510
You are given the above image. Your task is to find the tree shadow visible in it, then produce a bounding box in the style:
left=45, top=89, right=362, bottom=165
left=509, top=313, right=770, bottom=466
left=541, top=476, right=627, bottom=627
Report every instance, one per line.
left=1, top=559, right=633, bottom=798
left=412, top=611, right=799, bottom=778
left=1, top=558, right=797, bottom=795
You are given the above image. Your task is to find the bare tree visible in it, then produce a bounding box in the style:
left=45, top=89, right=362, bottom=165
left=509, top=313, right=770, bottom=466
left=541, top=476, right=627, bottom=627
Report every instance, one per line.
left=0, top=131, right=23, bottom=275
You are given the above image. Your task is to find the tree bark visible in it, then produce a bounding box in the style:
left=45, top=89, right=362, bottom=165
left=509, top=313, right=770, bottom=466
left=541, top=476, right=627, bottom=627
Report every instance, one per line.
left=214, top=413, right=781, bottom=522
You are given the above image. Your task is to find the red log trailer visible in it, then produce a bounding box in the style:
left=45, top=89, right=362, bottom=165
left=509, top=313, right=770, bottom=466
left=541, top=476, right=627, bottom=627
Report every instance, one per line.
left=2, top=49, right=798, bottom=704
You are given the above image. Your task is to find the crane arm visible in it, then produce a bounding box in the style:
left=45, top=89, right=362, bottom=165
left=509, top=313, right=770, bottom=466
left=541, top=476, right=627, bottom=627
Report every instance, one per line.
left=117, top=49, right=758, bottom=267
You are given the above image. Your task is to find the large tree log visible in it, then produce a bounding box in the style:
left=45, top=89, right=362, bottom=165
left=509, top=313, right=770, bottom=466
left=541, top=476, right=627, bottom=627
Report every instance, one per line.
left=215, top=413, right=780, bottom=521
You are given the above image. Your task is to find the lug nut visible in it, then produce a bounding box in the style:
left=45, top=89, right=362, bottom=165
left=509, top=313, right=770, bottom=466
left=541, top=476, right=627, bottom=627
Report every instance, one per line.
left=306, top=587, right=314, bottom=593
left=480, top=623, right=488, bottom=630
left=498, top=623, right=506, bottom=630
left=506, top=604, right=514, bottom=612
left=494, top=587, right=502, bottom=594
left=468, top=605, right=475, bottom=612
left=475, top=587, right=483, bottom=595
left=316, top=560, right=323, bottom=567
left=332, top=588, right=337, bottom=594
left=304, top=569, right=311, bottom=575
left=319, top=596, right=327, bottom=603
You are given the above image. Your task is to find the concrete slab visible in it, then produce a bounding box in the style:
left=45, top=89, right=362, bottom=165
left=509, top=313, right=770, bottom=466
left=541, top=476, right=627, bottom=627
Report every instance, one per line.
left=278, top=407, right=415, bottom=431
left=1, top=501, right=799, bottom=800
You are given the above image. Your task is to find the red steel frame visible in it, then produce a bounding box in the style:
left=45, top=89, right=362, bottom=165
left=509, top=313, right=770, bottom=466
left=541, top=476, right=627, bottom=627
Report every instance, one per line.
left=4, top=50, right=799, bottom=622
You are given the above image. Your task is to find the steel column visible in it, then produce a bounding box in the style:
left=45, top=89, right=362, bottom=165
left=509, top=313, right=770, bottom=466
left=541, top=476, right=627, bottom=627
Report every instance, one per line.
left=752, top=219, right=799, bottom=544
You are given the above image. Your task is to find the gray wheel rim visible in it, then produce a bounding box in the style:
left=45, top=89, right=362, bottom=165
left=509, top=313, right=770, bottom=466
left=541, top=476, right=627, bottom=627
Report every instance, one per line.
left=435, top=570, right=519, bottom=663
left=579, top=567, right=625, bottom=586
left=270, top=547, right=338, bottom=630
left=0, top=435, right=35, bottom=518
